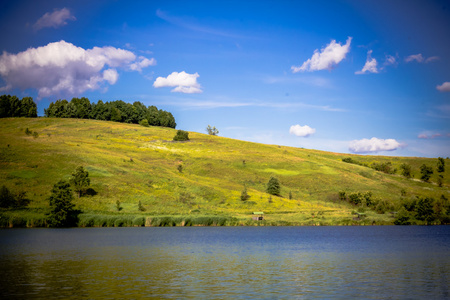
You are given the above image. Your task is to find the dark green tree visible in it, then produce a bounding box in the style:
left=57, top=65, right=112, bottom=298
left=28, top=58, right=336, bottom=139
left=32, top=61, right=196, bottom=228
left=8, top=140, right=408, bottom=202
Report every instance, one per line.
left=70, top=166, right=90, bottom=198
left=0, top=185, right=15, bottom=208
left=173, top=130, right=189, bottom=141
left=138, top=200, right=146, bottom=211
left=415, top=197, right=435, bottom=224
left=420, top=164, right=433, bottom=182
left=400, top=163, right=412, bottom=178
left=394, top=207, right=412, bottom=225
left=20, top=97, right=38, bottom=117
left=240, top=186, right=250, bottom=201
left=437, top=157, right=445, bottom=173
left=47, top=180, right=78, bottom=227
left=266, top=176, right=281, bottom=196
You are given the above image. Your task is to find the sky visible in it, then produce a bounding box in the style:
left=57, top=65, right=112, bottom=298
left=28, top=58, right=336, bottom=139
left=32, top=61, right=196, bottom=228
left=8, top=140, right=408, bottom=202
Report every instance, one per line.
left=0, top=0, right=449, bottom=158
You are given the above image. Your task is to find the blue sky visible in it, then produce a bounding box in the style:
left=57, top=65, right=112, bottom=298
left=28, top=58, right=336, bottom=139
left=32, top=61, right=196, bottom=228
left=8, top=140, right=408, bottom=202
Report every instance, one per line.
left=1, top=0, right=449, bottom=157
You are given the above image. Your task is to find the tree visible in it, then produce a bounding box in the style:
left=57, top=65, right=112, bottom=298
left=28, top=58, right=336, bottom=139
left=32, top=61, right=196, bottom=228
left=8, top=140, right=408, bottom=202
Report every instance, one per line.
left=420, top=164, right=433, bottom=182
left=138, top=200, right=146, bottom=211
left=400, top=163, right=412, bottom=178
left=173, top=130, right=189, bottom=141
left=437, top=157, right=445, bottom=173
left=415, top=197, right=435, bottom=225
left=241, top=186, right=250, bottom=201
left=47, top=180, right=78, bottom=227
left=266, top=176, right=281, bottom=196
left=206, top=125, right=219, bottom=136
left=0, top=185, right=15, bottom=208
left=394, top=207, right=412, bottom=225
left=0, top=186, right=29, bottom=208
left=70, top=166, right=90, bottom=198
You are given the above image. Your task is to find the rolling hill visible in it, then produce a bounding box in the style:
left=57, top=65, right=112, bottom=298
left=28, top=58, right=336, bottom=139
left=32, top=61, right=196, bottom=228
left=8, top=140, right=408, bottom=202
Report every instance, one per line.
left=1, top=118, right=449, bottom=226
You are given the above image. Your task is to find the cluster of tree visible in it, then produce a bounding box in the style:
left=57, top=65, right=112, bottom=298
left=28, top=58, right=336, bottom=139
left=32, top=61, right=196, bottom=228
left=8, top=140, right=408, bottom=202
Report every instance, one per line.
left=342, top=158, right=397, bottom=174
left=0, top=186, right=30, bottom=208
left=44, top=98, right=176, bottom=128
left=47, top=166, right=91, bottom=227
left=395, top=195, right=450, bottom=225
left=343, top=157, right=446, bottom=185
left=0, top=95, right=38, bottom=118
left=338, top=191, right=393, bottom=214
left=371, top=161, right=396, bottom=174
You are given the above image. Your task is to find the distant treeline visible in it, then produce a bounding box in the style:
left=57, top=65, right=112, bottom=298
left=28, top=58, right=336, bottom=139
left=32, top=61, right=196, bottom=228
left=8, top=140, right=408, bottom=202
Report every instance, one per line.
left=45, top=98, right=176, bottom=128
left=0, top=95, right=38, bottom=118
left=0, top=94, right=176, bottom=128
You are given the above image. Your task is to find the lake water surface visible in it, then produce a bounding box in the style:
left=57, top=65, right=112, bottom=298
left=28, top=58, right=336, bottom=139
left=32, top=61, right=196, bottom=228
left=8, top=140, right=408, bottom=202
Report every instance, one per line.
left=1, top=226, right=449, bottom=299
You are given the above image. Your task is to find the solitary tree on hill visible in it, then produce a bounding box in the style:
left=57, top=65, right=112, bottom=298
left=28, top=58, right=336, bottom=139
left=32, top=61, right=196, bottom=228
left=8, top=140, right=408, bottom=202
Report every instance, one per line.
left=70, top=166, right=90, bottom=198
left=206, top=125, right=219, bottom=136
left=266, top=176, right=281, bottom=196
left=437, top=157, right=445, bottom=173
left=47, top=180, right=78, bottom=227
left=420, top=164, right=433, bottom=182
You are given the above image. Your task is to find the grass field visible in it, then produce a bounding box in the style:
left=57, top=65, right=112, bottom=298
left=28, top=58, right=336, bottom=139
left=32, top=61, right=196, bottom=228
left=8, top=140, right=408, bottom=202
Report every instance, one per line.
left=1, top=118, right=449, bottom=226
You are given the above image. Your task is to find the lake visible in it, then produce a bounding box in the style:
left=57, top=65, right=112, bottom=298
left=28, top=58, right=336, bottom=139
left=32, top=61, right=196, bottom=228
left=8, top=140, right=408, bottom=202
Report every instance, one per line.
left=0, top=226, right=449, bottom=299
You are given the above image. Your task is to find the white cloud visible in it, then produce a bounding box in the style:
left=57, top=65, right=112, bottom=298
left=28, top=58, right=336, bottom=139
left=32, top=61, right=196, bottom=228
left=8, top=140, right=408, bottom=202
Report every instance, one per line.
left=129, top=56, right=156, bottom=72
left=103, top=69, right=119, bottom=85
left=0, top=40, right=155, bottom=98
left=289, top=124, right=316, bottom=137
left=33, top=8, right=76, bottom=30
left=355, top=50, right=378, bottom=74
left=291, top=37, right=352, bottom=73
left=153, top=71, right=202, bottom=94
left=437, top=82, right=450, bottom=92
left=349, top=137, right=401, bottom=153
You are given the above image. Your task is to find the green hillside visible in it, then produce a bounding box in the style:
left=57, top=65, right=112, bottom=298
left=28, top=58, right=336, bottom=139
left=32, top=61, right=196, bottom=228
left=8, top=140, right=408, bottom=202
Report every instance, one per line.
left=1, top=118, right=449, bottom=226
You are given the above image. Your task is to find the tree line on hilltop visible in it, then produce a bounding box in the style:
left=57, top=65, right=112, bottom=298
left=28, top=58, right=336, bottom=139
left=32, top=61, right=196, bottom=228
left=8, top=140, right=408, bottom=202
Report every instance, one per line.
left=0, top=95, right=176, bottom=128
left=0, top=95, right=38, bottom=118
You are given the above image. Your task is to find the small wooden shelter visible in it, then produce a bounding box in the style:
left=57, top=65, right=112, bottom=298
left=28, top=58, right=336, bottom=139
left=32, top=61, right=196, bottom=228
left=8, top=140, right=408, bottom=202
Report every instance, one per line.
left=252, top=212, right=264, bottom=221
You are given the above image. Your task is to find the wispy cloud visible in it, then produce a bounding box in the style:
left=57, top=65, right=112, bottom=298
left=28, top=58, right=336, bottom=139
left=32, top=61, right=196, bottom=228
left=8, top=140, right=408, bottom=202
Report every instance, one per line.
left=33, top=8, right=76, bottom=31
left=263, top=75, right=332, bottom=88
left=436, top=82, right=450, bottom=92
left=418, top=131, right=443, bottom=139
left=405, top=53, right=439, bottom=63
left=355, top=50, right=378, bottom=74
left=156, top=9, right=246, bottom=39
left=291, top=37, right=352, bottom=73
left=160, top=96, right=345, bottom=112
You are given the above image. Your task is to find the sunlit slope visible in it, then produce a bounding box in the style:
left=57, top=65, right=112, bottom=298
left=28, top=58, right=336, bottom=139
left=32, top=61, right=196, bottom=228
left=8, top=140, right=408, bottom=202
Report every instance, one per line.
left=1, top=118, right=448, bottom=224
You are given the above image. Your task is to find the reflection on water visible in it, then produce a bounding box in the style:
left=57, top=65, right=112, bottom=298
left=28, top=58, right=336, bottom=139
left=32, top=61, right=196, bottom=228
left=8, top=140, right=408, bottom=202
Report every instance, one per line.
left=1, top=226, right=449, bottom=299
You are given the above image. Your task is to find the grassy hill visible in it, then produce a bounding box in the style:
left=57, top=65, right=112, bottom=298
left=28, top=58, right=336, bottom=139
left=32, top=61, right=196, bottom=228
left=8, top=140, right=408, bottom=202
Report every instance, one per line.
left=1, top=118, right=449, bottom=226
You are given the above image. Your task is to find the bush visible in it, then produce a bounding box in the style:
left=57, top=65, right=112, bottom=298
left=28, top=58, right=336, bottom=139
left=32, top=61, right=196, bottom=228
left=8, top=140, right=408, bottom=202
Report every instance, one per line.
left=420, top=164, right=433, bottom=182
left=400, top=163, right=412, bottom=178
left=173, top=130, right=189, bottom=141
left=139, top=119, right=149, bottom=127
